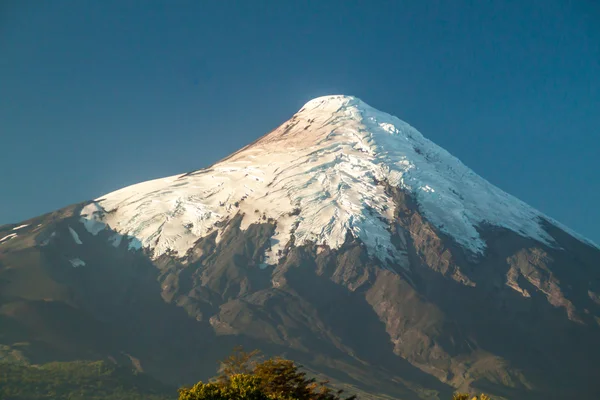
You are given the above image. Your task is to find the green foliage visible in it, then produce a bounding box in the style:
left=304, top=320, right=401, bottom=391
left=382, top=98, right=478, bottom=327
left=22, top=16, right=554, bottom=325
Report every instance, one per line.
left=217, top=346, right=261, bottom=382
left=179, top=348, right=355, bottom=400
left=180, top=374, right=268, bottom=400
left=0, top=360, right=174, bottom=400
left=452, top=393, right=492, bottom=400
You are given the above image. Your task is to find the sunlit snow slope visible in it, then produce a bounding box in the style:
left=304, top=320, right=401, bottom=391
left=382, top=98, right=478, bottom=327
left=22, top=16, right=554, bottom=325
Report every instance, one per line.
left=80, top=95, right=584, bottom=265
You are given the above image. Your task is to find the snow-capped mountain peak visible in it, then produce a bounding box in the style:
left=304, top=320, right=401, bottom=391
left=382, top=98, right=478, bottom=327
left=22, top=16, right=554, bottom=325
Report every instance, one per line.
left=81, top=95, right=573, bottom=265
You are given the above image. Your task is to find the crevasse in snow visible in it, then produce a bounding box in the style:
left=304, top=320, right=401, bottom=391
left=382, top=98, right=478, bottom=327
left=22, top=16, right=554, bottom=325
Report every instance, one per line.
left=80, top=95, right=589, bottom=264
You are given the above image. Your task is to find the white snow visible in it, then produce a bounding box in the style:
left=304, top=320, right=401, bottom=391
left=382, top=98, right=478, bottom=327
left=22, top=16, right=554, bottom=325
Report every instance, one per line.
left=128, top=237, right=142, bottom=250
left=40, top=231, right=56, bottom=246
left=80, top=203, right=107, bottom=235
left=262, top=213, right=296, bottom=266
left=79, top=95, right=596, bottom=265
left=69, top=258, right=86, bottom=267
left=12, top=224, right=29, bottom=231
left=0, top=233, right=18, bottom=244
left=68, top=227, right=83, bottom=245
left=109, top=233, right=123, bottom=247
left=79, top=203, right=142, bottom=250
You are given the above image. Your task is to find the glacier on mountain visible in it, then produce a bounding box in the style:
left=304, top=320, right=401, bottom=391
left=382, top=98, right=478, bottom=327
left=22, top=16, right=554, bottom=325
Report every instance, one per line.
left=79, top=95, right=569, bottom=265
left=69, top=227, right=83, bottom=245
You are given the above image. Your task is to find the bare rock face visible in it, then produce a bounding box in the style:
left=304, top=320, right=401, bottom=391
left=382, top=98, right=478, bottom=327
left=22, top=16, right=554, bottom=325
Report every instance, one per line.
left=1, top=96, right=599, bottom=400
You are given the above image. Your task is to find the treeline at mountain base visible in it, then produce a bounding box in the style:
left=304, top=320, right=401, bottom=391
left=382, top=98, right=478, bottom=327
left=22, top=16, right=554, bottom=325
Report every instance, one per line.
left=0, top=360, right=174, bottom=400
left=0, top=347, right=492, bottom=400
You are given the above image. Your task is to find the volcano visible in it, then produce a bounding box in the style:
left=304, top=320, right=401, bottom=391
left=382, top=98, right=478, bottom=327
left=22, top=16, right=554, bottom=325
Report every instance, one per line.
left=1, top=95, right=599, bottom=399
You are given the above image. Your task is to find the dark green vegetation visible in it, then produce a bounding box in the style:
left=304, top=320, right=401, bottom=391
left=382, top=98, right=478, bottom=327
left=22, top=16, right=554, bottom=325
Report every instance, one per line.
left=451, top=395, right=490, bottom=400
left=0, top=359, right=174, bottom=400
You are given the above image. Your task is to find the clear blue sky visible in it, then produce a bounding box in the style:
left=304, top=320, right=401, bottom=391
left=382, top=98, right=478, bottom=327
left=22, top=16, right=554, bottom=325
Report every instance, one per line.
left=1, top=0, right=599, bottom=243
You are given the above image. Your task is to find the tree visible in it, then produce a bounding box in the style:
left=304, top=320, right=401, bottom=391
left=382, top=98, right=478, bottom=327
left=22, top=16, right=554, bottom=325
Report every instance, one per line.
left=179, top=348, right=355, bottom=400
left=216, top=346, right=261, bottom=383
left=253, top=356, right=350, bottom=400
left=452, top=393, right=491, bottom=400
left=179, top=374, right=267, bottom=400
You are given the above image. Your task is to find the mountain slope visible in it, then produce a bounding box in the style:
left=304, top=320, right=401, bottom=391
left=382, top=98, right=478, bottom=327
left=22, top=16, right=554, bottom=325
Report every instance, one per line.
left=1, top=95, right=599, bottom=400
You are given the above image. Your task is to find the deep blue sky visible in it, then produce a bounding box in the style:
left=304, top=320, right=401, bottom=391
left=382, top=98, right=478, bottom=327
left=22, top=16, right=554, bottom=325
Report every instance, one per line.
left=1, top=0, right=599, bottom=243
